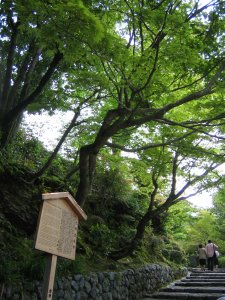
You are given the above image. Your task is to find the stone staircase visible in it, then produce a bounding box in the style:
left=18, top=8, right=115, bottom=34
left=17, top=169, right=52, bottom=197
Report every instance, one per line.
left=142, top=269, right=225, bottom=300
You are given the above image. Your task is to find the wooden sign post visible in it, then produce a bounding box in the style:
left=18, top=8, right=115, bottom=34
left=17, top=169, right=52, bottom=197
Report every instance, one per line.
left=34, top=192, right=87, bottom=300
left=42, top=254, right=57, bottom=300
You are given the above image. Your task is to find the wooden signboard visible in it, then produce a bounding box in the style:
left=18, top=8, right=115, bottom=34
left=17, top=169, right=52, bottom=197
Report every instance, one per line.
left=34, top=192, right=87, bottom=300
left=35, top=192, right=87, bottom=260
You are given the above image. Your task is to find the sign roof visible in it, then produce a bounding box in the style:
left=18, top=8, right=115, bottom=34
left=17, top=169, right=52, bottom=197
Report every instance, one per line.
left=42, top=192, right=87, bottom=221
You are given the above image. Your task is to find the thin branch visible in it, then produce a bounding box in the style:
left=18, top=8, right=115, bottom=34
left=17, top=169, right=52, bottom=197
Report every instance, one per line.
left=151, top=0, right=169, bottom=10
left=8, top=45, right=43, bottom=111
left=8, top=47, right=33, bottom=103
left=169, top=62, right=220, bottom=93
left=105, top=131, right=195, bottom=152
left=149, top=173, right=158, bottom=211
left=32, top=90, right=99, bottom=179
left=174, top=176, right=223, bottom=202
left=156, top=114, right=225, bottom=141
left=135, top=6, right=170, bottom=94
left=175, top=162, right=222, bottom=199
left=32, top=116, right=82, bottom=180
left=100, top=60, right=120, bottom=98
left=1, top=20, right=20, bottom=106
left=156, top=58, right=225, bottom=116
left=169, top=152, right=178, bottom=198
left=4, top=51, right=63, bottom=123
left=18, top=47, right=43, bottom=101
left=65, top=163, right=79, bottom=181
left=135, top=44, right=160, bottom=95
left=124, top=0, right=135, bottom=49
left=186, top=1, right=217, bottom=21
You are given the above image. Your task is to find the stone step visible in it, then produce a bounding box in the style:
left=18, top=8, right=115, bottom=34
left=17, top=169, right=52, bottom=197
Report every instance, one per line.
left=189, top=272, right=225, bottom=276
left=142, top=298, right=177, bottom=300
left=162, top=286, right=225, bottom=293
left=176, top=281, right=225, bottom=286
left=190, top=268, right=225, bottom=272
left=189, top=274, right=225, bottom=278
left=141, top=270, right=225, bottom=299
left=190, top=272, right=225, bottom=277
left=187, top=276, right=225, bottom=279
left=182, top=278, right=225, bottom=282
left=143, top=291, right=225, bottom=299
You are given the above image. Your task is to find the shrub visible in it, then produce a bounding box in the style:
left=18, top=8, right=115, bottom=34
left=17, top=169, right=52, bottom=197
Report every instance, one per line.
left=218, top=256, right=225, bottom=268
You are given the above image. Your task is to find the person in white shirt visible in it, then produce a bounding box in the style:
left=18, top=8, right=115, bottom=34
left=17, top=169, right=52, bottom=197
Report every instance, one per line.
left=205, top=240, right=218, bottom=271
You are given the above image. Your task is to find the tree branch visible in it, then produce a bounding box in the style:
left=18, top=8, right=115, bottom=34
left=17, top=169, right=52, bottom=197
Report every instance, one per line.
left=186, top=1, right=218, bottom=22
left=1, top=21, right=20, bottom=108
left=174, top=162, right=222, bottom=200
left=32, top=90, right=99, bottom=179
left=106, top=131, right=195, bottom=152
left=4, top=51, right=63, bottom=123
left=18, top=47, right=43, bottom=102
left=169, top=152, right=178, bottom=198
left=156, top=114, right=225, bottom=141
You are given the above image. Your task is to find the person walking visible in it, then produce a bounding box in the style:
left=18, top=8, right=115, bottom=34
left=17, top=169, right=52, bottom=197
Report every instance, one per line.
left=205, top=240, right=218, bottom=271
left=198, top=244, right=207, bottom=271
left=215, top=250, right=220, bottom=269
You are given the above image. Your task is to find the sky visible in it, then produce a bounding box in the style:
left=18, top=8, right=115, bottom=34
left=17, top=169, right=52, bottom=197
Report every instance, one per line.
left=188, top=190, right=213, bottom=209
left=22, top=112, right=216, bottom=209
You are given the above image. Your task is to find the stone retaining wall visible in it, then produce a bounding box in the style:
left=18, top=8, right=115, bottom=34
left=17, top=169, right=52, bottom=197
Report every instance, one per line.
left=1, top=264, right=187, bottom=300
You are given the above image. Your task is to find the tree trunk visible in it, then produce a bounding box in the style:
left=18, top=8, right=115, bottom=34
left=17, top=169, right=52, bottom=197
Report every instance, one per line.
left=109, top=207, right=154, bottom=260
left=0, top=114, right=23, bottom=148
left=109, top=196, right=179, bottom=260
left=75, top=145, right=98, bottom=207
